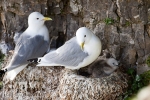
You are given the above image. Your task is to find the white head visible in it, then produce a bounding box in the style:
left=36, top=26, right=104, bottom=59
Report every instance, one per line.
left=106, top=58, right=119, bottom=68
left=28, top=12, right=52, bottom=28
left=76, top=27, right=93, bottom=50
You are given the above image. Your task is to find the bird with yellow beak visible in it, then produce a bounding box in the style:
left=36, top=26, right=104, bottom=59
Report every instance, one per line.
left=80, top=42, right=84, bottom=51
left=28, top=27, right=102, bottom=70
left=0, top=12, right=52, bottom=81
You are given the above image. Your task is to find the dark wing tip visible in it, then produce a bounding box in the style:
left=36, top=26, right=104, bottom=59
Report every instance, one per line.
left=0, top=69, right=6, bottom=78
left=27, top=58, right=38, bottom=63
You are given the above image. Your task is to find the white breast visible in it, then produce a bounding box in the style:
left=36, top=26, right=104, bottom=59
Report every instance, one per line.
left=75, top=35, right=102, bottom=69
left=25, top=25, right=49, bottom=41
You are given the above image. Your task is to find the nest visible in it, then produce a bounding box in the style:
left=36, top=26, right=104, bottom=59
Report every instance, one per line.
left=56, top=69, right=128, bottom=100
left=0, top=56, right=128, bottom=100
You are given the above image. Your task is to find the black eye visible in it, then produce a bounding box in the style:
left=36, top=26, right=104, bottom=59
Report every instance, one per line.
left=84, top=35, right=86, bottom=37
left=37, top=18, right=39, bottom=20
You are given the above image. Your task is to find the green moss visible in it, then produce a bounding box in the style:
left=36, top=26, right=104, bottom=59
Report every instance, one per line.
left=125, top=21, right=131, bottom=26
left=0, top=81, right=3, bottom=89
left=104, top=18, right=114, bottom=25
left=146, top=56, right=150, bottom=67
left=117, top=17, right=120, bottom=21
left=123, top=69, right=150, bottom=100
left=0, top=54, right=4, bottom=62
left=140, top=70, right=150, bottom=86
left=0, top=53, right=5, bottom=68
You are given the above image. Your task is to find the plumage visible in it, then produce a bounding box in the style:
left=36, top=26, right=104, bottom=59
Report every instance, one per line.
left=29, top=27, right=102, bottom=70
left=0, top=12, right=52, bottom=80
left=7, top=35, right=49, bottom=71
left=37, top=37, right=88, bottom=68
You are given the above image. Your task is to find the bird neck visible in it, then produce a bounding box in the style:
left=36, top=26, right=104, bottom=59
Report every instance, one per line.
left=25, top=25, right=49, bottom=41
left=29, top=23, right=45, bottom=29
left=27, top=25, right=44, bottom=33
left=84, top=35, right=101, bottom=55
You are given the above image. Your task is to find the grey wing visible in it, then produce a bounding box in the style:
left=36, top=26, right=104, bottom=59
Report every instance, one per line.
left=43, top=37, right=88, bottom=67
left=8, top=34, right=49, bottom=71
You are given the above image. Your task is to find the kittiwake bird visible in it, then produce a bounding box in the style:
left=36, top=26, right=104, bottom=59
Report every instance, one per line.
left=88, top=57, right=119, bottom=78
left=0, top=12, right=52, bottom=81
left=28, top=27, right=102, bottom=70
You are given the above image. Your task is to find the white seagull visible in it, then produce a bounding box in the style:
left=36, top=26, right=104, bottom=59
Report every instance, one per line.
left=0, top=12, right=52, bottom=80
left=28, top=27, right=102, bottom=70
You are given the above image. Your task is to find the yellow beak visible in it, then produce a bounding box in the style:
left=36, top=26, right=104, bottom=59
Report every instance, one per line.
left=43, top=17, right=52, bottom=21
left=80, top=42, right=84, bottom=50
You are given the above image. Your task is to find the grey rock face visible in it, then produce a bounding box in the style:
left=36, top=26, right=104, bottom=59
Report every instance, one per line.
left=0, top=0, right=150, bottom=99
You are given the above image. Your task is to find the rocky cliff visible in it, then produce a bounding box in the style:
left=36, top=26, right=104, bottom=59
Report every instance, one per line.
left=0, top=0, right=150, bottom=99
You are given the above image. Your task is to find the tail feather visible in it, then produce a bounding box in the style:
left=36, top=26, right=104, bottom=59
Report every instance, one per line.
left=4, top=64, right=27, bottom=81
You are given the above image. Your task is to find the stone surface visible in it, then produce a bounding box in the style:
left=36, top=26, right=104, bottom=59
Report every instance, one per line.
left=0, top=67, right=128, bottom=100
left=0, top=0, right=150, bottom=99
left=1, top=66, right=63, bottom=100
